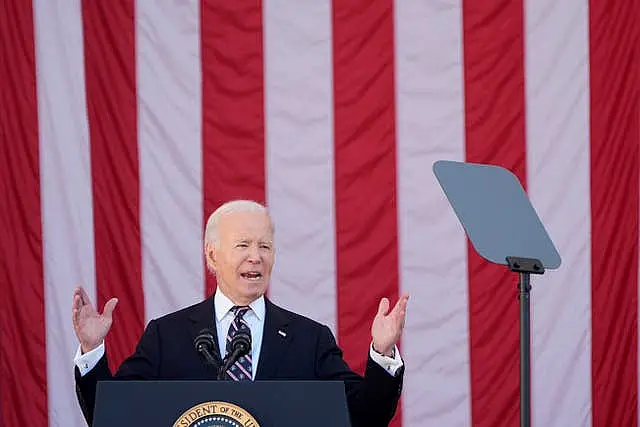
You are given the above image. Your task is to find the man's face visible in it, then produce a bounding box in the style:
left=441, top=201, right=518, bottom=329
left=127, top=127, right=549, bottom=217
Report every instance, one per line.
left=206, top=210, right=274, bottom=305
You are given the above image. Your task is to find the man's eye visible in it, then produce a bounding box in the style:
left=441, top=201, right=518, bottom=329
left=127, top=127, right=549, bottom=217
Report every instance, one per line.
left=236, top=243, right=248, bottom=248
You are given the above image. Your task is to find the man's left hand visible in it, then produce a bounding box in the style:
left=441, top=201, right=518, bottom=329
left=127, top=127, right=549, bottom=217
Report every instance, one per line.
left=371, top=293, right=409, bottom=357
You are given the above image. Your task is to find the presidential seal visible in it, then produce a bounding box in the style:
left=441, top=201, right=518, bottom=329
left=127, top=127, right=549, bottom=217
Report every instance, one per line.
left=172, top=401, right=260, bottom=427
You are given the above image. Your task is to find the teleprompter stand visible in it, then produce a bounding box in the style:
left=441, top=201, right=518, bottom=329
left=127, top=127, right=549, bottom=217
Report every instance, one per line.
left=506, top=255, right=544, bottom=427
left=433, top=160, right=561, bottom=427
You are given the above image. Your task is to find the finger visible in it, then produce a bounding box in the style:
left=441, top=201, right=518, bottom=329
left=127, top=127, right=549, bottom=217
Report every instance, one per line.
left=72, top=295, right=82, bottom=329
left=400, top=293, right=409, bottom=312
left=72, top=293, right=82, bottom=310
left=78, top=285, right=93, bottom=306
left=390, top=292, right=409, bottom=315
left=389, top=295, right=409, bottom=329
left=377, top=297, right=390, bottom=316
left=102, top=298, right=119, bottom=320
left=72, top=297, right=79, bottom=327
left=400, top=294, right=409, bottom=319
left=72, top=287, right=83, bottom=306
left=399, top=292, right=409, bottom=308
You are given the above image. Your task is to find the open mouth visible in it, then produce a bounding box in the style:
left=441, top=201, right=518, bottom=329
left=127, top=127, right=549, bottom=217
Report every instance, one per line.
left=241, top=271, right=263, bottom=281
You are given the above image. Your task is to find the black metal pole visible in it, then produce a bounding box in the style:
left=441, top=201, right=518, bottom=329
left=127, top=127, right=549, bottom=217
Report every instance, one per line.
left=519, top=272, right=531, bottom=427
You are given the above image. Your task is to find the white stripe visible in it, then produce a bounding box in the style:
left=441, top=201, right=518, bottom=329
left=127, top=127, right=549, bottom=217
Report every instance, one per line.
left=394, top=1, right=471, bottom=426
left=34, top=2, right=96, bottom=426
left=137, top=0, right=204, bottom=321
left=263, top=0, right=337, bottom=332
left=524, top=0, right=592, bottom=425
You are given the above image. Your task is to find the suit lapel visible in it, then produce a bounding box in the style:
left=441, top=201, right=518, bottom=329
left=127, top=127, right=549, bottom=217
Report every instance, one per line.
left=188, top=297, right=223, bottom=370
left=255, top=299, right=292, bottom=379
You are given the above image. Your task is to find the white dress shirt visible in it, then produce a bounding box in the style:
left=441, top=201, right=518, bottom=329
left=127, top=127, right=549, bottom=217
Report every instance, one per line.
left=74, top=289, right=403, bottom=377
left=214, top=290, right=265, bottom=379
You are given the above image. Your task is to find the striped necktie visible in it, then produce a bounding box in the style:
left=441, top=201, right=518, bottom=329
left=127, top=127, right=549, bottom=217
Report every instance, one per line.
left=224, top=306, right=252, bottom=381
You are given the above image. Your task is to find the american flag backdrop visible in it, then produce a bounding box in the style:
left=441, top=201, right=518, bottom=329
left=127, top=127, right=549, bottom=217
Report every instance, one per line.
left=1, top=0, right=639, bottom=426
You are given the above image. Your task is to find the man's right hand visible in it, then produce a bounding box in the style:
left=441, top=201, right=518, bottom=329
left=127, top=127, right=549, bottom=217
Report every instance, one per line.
left=72, top=286, right=118, bottom=354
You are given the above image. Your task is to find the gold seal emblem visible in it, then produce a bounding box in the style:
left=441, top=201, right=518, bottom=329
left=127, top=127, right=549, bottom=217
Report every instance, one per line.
left=172, top=401, right=260, bottom=427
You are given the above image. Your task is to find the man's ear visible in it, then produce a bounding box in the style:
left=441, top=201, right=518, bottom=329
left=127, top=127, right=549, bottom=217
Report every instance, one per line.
left=205, top=243, right=217, bottom=271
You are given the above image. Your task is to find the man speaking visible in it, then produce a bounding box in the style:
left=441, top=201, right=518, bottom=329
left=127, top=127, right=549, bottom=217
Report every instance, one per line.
left=72, top=200, right=409, bottom=427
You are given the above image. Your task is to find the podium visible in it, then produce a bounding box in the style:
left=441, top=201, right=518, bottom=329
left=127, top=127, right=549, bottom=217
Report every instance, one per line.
left=92, top=379, right=352, bottom=427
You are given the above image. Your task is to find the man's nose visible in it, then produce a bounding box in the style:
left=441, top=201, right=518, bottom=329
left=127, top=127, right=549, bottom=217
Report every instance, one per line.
left=247, top=246, right=261, bottom=263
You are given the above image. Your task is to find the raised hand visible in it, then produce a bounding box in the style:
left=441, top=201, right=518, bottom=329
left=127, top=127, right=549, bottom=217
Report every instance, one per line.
left=72, top=286, right=118, bottom=353
left=371, top=293, right=409, bottom=357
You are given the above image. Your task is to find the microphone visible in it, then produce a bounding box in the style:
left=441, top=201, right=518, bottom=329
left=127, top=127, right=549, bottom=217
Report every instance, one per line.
left=194, top=329, right=220, bottom=368
left=217, top=332, right=251, bottom=380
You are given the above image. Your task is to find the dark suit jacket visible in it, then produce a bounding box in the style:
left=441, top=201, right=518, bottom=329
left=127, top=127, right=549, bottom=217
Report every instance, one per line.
left=75, top=296, right=404, bottom=427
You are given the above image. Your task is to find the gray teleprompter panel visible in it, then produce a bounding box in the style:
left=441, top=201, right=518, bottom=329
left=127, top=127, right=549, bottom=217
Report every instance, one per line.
left=433, top=160, right=561, bottom=270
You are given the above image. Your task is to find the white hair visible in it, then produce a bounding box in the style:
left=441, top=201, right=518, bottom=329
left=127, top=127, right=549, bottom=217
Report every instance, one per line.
left=204, top=199, right=273, bottom=248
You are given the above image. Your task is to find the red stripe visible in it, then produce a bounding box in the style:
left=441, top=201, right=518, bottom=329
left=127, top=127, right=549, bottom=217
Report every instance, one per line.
left=200, top=0, right=266, bottom=297
left=462, top=1, right=527, bottom=426
left=0, top=0, right=47, bottom=424
left=331, top=2, right=401, bottom=426
left=82, top=0, right=144, bottom=373
left=589, top=0, right=639, bottom=424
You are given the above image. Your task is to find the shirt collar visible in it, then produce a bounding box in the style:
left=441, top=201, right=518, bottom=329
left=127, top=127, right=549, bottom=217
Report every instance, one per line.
left=214, top=288, right=265, bottom=322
